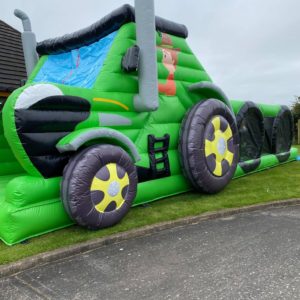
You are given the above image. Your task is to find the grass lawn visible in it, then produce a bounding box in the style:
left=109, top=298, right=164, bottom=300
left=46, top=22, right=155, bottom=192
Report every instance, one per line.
left=0, top=151, right=300, bottom=265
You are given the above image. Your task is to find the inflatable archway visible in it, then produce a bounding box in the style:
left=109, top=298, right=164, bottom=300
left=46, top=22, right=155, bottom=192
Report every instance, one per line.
left=231, top=100, right=295, bottom=175
left=0, top=3, right=296, bottom=245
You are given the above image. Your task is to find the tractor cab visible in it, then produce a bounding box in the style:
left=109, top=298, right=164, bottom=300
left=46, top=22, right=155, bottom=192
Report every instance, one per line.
left=33, top=31, right=117, bottom=89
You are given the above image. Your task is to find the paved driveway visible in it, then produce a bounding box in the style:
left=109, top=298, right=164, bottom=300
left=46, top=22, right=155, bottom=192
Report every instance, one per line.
left=1, top=205, right=300, bottom=300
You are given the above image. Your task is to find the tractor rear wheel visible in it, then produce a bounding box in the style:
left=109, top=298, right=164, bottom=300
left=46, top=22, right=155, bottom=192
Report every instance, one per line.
left=179, top=99, right=239, bottom=193
left=61, top=144, right=138, bottom=229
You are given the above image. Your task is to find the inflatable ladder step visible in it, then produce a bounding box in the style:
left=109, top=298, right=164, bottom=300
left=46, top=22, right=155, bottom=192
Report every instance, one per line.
left=148, top=134, right=170, bottom=177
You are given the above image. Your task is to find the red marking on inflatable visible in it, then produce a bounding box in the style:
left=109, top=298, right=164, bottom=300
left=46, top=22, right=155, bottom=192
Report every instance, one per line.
left=162, top=33, right=172, bottom=46
left=158, top=33, right=180, bottom=96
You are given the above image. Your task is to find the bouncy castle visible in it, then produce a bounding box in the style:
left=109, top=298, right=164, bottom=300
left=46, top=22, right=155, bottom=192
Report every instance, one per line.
left=0, top=1, right=295, bottom=245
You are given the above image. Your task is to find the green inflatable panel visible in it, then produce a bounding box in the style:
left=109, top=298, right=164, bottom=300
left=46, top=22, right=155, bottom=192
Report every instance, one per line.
left=0, top=4, right=296, bottom=245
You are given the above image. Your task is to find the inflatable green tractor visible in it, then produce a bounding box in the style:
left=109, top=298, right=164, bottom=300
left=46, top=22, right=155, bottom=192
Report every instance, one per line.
left=0, top=1, right=296, bottom=245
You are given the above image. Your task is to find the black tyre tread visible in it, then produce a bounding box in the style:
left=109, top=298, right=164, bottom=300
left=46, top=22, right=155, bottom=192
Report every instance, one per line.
left=271, top=106, right=293, bottom=154
left=236, top=101, right=264, bottom=160
left=61, top=144, right=138, bottom=229
left=178, top=102, right=204, bottom=188
left=61, top=146, right=93, bottom=220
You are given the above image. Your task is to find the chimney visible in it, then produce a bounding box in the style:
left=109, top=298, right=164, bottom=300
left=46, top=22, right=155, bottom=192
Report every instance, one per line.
left=14, top=9, right=39, bottom=77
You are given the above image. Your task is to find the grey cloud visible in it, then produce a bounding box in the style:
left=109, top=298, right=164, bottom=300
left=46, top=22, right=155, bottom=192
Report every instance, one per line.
left=1, top=0, right=299, bottom=105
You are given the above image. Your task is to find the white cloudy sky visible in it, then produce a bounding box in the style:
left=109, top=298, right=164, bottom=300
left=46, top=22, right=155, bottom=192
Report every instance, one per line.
left=1, top=0, right=300, bottom=106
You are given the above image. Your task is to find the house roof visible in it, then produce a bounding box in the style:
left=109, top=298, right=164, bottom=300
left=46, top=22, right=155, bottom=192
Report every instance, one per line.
left=0, top=20, right=26, bottom=92
left=37, top=4, right=188, bottom=55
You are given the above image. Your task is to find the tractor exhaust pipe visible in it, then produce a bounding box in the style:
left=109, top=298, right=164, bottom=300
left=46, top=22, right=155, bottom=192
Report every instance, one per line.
left=134, top=0, right=159, bottom=112
left=14, top=9, right=38, bottom=77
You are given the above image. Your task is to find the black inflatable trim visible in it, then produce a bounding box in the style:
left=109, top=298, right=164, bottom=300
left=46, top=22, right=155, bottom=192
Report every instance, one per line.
left=148, top=134, right=171, bottom=178
left=61, top=144, right=138, bottom=229
left=239, top=158, right=261, bottom=173
left=15, top=95, right=91, bottom=178
left=271, top=106, right=294, bottom=154
left=262, top=117, right=275, bottom=154
left=136, top=134, right=171, bottom=183
left=236, top=101, right=264, bottom=162
left=37, top=4, right=189, bottom=55
left=276, top=151, right=291, bottom=163
left=122, top=45, right=140, bottom=72
left=179, top=99, right=239, bottom=194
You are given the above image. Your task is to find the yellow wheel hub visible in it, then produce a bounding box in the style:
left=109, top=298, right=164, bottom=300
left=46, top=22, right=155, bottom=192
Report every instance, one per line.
left=90, top=163, right=129, bottom=213
left=205, top=116, right=234, bottom=177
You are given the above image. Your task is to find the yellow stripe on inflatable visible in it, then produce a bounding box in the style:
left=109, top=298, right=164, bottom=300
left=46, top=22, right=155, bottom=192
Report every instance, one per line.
left=93, top=98, right=129, bottom=111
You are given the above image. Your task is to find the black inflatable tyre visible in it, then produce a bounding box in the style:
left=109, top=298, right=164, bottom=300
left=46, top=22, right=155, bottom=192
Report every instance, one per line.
left=61, top=144, right=138, bottom=229
left=179, top=99, right=239, bottom=194
left=236, top=101, right=264, bottom=161
left=272, top=106, right=293, bottom=154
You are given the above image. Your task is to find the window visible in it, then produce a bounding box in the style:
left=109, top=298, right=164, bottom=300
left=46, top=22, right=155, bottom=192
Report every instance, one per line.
left=33, top=31, right=117, bottom=89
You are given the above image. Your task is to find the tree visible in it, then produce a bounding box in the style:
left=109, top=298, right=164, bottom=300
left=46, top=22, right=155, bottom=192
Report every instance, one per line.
left=291, top=96, right=300, bottom=143
left=291, top=96, right=300, bottom=119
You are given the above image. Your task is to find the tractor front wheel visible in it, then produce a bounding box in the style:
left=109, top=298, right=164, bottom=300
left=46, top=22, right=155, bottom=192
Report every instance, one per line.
left=61, top=144, right=138, bottom=229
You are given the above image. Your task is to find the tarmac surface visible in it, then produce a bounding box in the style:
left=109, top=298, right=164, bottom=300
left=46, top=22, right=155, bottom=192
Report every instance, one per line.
left=1, top=205, right=300, bottom=300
